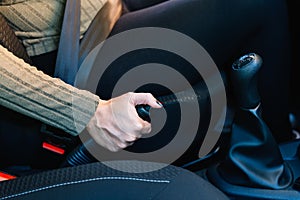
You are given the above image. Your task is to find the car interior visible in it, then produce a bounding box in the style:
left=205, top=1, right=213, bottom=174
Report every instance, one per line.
left=1, top=0, right=300, bottom=199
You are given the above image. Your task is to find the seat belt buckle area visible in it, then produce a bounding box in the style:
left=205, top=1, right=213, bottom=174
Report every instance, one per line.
left=40, top=124, right=79, bottom=155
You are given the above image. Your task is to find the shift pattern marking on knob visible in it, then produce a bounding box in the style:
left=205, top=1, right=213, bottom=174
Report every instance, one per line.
left=232, top=53, right=256, bottom=70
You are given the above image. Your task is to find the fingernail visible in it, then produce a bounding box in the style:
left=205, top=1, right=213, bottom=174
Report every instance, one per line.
left=156, top=100, right=163, bottom=107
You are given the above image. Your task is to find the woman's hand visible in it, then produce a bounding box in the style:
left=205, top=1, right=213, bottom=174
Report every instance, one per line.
left=86, top=92, right=162, bottom=152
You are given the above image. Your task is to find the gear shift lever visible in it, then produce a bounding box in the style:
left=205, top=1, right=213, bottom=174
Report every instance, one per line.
left=230, top=53, right=261, bottom=109
left=216, top=53, right=293, bottom=189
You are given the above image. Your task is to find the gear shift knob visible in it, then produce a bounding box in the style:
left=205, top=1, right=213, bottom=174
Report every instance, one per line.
left=231, top=53, right=262, bottom=109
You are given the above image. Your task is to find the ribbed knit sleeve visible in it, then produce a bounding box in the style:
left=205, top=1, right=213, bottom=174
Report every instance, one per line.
left=0, top=0, right=107, bottom=56
left=0, top=45, right=100, bottom=136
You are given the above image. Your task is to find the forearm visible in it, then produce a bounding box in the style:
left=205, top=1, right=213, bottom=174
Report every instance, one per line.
left=0, top=45, right=100, bottom=136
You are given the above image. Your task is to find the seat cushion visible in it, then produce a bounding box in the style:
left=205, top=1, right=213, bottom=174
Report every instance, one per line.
left=0, top=161, right=229, bottom=200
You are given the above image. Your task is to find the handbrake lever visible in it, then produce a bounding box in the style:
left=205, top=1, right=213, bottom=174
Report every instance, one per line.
left=61, top=104, right=153, bottom=167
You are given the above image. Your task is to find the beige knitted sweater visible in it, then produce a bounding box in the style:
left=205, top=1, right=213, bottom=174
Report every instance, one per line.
left=0, top=45, right=100, bottom=136
left=0, top=0, right=107, bottom=56
left=0, top=0, right=113, bottom=136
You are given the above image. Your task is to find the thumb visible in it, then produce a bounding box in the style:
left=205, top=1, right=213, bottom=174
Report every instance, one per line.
left=131, top=93, right=163, bottom=109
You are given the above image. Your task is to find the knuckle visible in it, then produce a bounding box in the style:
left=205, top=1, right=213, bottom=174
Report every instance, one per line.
left=145, top=126, right=152, bottom=134
left=133, top=122, right=143, bottom=131
left=125, top=135, right=136, bottom=142
left=141, top=125, right=151, bottom=134
left=126, top=92, right=134, bottom=97
left=146, top=93, right=153, bottom=99
left=115, top=143, right=126, bottom=152
left=119, top=142, right=128, bottom=149
left=108, top=146, right=118, bottom=152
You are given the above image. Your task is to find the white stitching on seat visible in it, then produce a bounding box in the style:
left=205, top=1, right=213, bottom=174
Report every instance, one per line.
left=0, top=177, right=170, bottom=200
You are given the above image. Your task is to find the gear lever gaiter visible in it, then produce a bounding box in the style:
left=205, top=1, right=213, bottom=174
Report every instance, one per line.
left=218, top=53, right=293, bottom=189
